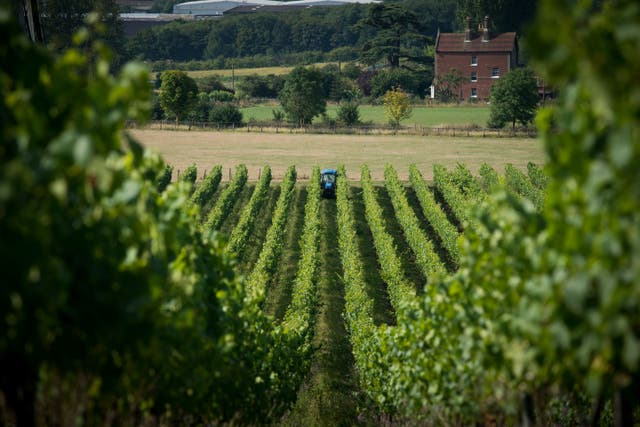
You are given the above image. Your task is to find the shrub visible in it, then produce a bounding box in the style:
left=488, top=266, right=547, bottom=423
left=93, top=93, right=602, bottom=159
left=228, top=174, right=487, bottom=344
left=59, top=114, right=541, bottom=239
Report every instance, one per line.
left=209, top=90, right=234, bottom=103
left=337, top=101, right=361, bottom=126
left=209, top=103, right=243, bottom=125
left=370, top=68, right=429, bottom=99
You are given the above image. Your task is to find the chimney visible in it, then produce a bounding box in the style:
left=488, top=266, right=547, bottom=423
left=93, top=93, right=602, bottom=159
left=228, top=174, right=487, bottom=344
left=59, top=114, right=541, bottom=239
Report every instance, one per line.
left=482, top=15, right=490, bottom=42
left=464, top=16, right=471, bottom=42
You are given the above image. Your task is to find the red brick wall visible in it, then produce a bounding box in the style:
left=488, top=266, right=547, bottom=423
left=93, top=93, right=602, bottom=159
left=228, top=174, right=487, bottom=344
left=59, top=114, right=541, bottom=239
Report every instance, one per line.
left=436, top=51, right=514, bottom=100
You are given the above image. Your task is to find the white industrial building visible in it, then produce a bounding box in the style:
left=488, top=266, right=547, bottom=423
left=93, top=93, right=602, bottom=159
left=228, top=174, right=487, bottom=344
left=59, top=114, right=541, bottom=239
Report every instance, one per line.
left=173, top=0, right=379, bottom=16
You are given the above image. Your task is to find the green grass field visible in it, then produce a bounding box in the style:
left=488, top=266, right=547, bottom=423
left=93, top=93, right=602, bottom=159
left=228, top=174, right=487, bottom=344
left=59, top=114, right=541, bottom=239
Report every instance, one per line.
left=241, top=104, right=491, bottom=127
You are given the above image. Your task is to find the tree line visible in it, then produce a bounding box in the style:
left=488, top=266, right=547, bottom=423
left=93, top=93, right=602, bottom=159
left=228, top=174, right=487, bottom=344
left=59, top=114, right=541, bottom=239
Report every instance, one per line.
left=36, top=0, right=538, bottom=67
left=125, top=1, right=454, bottom=63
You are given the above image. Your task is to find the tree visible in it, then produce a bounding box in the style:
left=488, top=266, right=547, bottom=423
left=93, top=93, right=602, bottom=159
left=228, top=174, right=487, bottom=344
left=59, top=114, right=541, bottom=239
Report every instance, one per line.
left=40, top=0, right=125, bottom=64
left=159, top=70, right=199, bottom=123
left=487, top=67, right=539, bottom=129
left=279, top=66, right=326, bottom=126
left=434, top=68, right=465, bottom=103
left=358, top=3, right=431, bottom=70
left=383, top=87, right=413, bottom=129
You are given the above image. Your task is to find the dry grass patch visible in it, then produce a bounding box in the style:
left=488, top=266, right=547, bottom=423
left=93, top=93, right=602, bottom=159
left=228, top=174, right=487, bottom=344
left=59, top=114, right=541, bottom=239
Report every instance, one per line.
left=130, top=129, right=544, bottom=182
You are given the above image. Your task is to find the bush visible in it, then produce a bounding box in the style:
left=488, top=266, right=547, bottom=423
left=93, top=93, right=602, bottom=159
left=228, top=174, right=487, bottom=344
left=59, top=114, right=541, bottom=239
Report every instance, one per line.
left=370, top=68, right=429, bottom=99
left=189, top=92, right=213, bottom=121
left=337, top=101, right=361, bottom=126
left=342, top=62, right=362, bottom=80
left=209, top=90, right=234, bottom=102
left=209, top=103, right=243, bottom=125
left=236, top=74, right=284, bottom=99
left=195, top=75, right=228, bottom=93
left=272, top=109, right=286, bottom=123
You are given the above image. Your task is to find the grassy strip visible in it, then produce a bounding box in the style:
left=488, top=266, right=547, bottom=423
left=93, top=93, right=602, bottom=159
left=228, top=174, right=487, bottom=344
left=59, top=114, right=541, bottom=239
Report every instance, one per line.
left=242, top=105, right=492, bottom=127
left=409, top=165, right=461, bottom=266
left=284, top=180, right=358, bottom=425
left=246, top=165, right=297, bottom=303
left=226, top=165, right=272, bottom=257
left=361, top=164, right=418, bottom=320
left=282, top=167, right=320, bottom=336
left=204, top=164, right=248, bottom=230
left=189, top=164, right=222, bottom=209
left=505, top=163, right=544, bottom=209
left=385, top=164, right=446, bottom=284
left=527, top=161, right=549, bottom=190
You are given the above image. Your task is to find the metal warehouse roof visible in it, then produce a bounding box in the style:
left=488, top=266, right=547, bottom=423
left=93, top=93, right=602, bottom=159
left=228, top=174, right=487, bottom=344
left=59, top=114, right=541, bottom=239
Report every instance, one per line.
left=174, top=0, right=379, bottom=15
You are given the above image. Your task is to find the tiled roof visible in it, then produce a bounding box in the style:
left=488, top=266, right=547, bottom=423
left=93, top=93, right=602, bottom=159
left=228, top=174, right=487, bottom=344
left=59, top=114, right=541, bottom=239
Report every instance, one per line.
left=436, top=32, right=517, bottom=53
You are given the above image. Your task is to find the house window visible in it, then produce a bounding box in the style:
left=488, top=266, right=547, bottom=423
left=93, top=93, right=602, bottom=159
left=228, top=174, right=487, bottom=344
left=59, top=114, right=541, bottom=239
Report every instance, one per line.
left=471, top=55, right=478, bottom=66
left=470, top=72, right=477, bottom=82
left=492, top=67, right=500, bottom=78
left=471, top=88, right=477, bottom=98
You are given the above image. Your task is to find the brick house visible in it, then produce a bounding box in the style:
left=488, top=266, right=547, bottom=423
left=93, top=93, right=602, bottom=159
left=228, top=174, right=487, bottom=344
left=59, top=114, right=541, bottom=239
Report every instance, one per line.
left=433, top=16, right=518, bottom=101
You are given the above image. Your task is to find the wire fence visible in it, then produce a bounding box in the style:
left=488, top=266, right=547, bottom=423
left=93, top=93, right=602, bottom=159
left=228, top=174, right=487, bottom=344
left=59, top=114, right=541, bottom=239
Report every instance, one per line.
left=127, top=120, right=538, bottom=138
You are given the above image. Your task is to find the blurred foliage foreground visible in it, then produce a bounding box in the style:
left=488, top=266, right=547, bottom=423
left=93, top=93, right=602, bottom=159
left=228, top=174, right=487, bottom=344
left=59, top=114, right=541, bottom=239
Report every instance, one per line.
left=0, top=8, right=306, bottom=427
left=1, top=0, right=640, bottom=425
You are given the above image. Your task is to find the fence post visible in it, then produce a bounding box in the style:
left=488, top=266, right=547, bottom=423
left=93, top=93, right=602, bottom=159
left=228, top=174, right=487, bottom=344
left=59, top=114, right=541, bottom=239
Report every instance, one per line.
left=228, top=168, right=231, bottom=181
left=258, top=168, right=261, bottom=179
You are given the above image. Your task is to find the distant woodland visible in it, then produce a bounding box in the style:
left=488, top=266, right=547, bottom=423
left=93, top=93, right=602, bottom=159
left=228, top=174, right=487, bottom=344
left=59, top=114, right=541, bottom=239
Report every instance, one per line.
left=39, top=0, right=537, bottom=67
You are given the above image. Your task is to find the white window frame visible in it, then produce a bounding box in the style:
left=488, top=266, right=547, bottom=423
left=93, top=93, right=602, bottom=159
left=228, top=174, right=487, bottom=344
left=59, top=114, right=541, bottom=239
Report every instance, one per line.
left=471, top=55, right=478, bottom=66
left=470, top=88, right=478, bottom=98
left=491, top=67, right=500, bottom=78
left=470, top=71, right=477, bottom=82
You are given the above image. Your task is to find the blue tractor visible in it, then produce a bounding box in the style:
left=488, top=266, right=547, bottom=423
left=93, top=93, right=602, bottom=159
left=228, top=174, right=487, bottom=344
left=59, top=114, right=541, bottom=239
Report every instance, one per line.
left=320, top=169, right=337, bottom=198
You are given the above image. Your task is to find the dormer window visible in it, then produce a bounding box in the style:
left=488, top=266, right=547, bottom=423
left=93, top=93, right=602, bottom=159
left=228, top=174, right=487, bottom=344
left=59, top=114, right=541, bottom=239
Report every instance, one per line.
left=471, top=55, right=478, bottom=66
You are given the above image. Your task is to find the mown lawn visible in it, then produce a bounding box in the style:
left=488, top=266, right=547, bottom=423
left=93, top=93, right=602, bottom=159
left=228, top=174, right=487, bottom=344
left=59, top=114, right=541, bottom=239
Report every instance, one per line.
left=241, top=104, right=491, bottom=127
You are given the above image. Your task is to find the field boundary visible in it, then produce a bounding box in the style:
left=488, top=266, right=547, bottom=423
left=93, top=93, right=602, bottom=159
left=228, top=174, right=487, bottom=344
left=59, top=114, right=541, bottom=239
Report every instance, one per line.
left=128, top=120, right=538, bottom=138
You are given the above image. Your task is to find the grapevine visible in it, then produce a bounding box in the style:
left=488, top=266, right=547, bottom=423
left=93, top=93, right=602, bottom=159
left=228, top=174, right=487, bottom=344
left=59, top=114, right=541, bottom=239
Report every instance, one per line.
left=246, top=165, right=297, bottom=303
left=226, top=165, right=272, bottom=257
left=384, top=164, right=446, bottom=282
left=204, top=164, right=248, bottom=231
left=409, top=164, right=460, bottom=265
